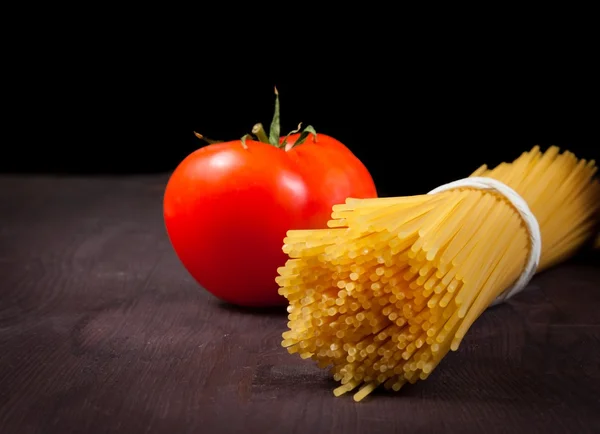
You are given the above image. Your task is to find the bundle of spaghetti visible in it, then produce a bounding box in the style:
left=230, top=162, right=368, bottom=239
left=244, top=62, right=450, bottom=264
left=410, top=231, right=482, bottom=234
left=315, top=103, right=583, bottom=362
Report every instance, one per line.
left=276, top=146, right=599, bottom=402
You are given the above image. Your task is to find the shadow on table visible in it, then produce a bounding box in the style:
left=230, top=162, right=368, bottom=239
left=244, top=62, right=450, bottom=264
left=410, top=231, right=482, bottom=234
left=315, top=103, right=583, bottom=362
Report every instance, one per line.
left=215, top=301, right=288, bottom=317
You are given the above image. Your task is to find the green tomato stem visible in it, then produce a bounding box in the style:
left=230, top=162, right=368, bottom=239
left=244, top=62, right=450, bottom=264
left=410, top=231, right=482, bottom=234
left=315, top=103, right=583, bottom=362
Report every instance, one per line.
left=238, top=88, right=318, bottom=152
left=280, top=122, right=303, bottom=149
left=251, top=123, right=271, bottom=144
left=287, top=125, right=317, bottom=150
left=268, top=87, right=281, bottom=147
left=240, top=134, right=251, bottom=149
left=194, top=132, right=224, bottom=144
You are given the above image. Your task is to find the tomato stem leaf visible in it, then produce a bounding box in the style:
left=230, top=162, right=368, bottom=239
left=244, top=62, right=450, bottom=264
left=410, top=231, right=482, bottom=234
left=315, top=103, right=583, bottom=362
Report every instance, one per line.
left=251, top=123, right=270, bottom=144
left=194, top=132, right=224, bottom=144
left=280, top=122, right=303, bottom=149
left=240, top=134, right=251, bottom=149
left=290, top=125, right=317, bottom=148
left=268, top=87, right=281, bottom=147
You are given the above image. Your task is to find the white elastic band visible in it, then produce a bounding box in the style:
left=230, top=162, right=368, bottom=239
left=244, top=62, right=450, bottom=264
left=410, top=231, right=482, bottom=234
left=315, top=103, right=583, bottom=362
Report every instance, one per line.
left=428, top=177, right=542, bottom=306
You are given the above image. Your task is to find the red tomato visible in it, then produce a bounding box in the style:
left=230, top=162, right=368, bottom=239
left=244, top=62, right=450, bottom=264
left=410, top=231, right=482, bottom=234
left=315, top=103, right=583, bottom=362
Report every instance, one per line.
left=163, top=97, right=377, bottom=307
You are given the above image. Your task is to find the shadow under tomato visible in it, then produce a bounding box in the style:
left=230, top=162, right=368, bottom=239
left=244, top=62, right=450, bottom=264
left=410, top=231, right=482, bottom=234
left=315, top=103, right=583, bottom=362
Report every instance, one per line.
left=215, top=300, right=288, bottom=317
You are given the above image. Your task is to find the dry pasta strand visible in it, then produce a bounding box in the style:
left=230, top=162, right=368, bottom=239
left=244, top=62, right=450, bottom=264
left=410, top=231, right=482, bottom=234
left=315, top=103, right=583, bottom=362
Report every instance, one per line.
left=276, top=146, right=600, bottom=402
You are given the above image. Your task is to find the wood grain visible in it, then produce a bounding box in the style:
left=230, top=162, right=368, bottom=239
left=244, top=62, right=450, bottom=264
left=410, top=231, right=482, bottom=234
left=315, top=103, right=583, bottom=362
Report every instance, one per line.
left=0, top=175, right=599, bottom=434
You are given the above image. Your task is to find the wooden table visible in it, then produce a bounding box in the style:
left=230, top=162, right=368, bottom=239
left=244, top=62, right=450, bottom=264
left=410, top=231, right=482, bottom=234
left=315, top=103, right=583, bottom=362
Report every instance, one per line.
left=1, top=175, right=599, bottom=434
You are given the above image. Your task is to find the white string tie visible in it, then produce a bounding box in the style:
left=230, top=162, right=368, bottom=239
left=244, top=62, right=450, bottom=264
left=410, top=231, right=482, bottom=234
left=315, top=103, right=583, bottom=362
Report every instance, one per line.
left=428, top=177, right=542, bottom=305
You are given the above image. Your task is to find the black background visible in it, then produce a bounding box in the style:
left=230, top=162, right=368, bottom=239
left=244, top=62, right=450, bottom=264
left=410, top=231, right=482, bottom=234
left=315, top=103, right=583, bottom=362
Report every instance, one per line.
left=4, top=31, right=598, bottom=198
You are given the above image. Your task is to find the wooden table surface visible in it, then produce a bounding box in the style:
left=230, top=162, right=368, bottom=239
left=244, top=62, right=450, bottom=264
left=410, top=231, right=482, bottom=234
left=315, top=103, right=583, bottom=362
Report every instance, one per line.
left=1, top=175, right=599, bottom=434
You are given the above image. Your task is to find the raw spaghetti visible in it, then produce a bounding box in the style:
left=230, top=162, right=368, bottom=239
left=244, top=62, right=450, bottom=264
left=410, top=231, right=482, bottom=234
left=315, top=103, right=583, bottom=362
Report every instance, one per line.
left=276, top=146, right=599, bottom=402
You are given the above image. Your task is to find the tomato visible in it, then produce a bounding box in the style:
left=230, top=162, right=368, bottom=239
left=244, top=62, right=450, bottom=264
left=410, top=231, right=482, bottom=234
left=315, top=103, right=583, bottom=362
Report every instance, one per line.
left=163, top=92, right=377, bottom=307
